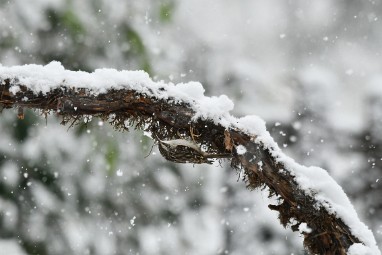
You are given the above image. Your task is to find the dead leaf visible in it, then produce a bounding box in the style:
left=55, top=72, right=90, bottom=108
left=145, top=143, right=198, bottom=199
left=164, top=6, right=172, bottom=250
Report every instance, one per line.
left=224, top=130, right=233, bottom=151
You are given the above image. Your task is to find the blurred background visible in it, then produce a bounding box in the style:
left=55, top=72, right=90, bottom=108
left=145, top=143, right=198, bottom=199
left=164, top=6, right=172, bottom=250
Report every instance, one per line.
left=0, top=0, right=381, bottom=254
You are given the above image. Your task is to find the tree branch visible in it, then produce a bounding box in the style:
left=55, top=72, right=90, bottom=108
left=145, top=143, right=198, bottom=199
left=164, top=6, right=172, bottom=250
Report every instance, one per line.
left=0, top=71, right=378, bottom=254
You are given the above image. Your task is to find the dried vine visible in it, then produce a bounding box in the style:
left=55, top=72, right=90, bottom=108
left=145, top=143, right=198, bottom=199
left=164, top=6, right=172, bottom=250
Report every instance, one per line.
left=0, top=78, right=366, bottom=254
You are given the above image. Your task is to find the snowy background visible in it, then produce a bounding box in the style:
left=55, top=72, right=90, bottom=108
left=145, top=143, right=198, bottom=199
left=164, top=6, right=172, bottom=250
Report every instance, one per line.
left=0, top=0, right=381, bottom=254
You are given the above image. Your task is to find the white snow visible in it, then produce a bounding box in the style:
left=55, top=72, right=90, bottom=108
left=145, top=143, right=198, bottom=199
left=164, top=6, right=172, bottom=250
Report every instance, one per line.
left=0, top=62, right=380, bottom=255
left=298, top=223, right=312, bottom=234
left=130, top=216, right=136, bottom=227
left=349, top=243, right=376, bottom=255
left=236, top=145, right=247, bottom=155
left=116, top=169, right=123, bottom=177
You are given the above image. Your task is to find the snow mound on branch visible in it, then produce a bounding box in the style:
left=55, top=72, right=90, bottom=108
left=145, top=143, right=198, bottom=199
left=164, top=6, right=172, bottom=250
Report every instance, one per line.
left=0, top=61, right=235, bottom=122
left=0, top=61, right=380, bottom=255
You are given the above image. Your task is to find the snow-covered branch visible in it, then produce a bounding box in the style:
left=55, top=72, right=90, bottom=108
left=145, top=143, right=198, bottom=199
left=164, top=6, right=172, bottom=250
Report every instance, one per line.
left=0, top=62, right=380, bottom=255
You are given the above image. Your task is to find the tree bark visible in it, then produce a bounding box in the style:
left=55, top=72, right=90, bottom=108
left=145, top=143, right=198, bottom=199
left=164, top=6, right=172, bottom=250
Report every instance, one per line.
left=0, top=78, right=365, bottom=254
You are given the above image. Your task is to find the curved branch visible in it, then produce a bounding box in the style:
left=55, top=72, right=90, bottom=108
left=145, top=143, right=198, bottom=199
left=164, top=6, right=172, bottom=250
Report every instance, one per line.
left=0, top=67, right=379, bottom=255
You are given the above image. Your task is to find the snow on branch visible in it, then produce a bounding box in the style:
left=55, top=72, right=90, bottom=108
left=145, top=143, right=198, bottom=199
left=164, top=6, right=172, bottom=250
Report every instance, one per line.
left=0, top=62, right=380, bottom=255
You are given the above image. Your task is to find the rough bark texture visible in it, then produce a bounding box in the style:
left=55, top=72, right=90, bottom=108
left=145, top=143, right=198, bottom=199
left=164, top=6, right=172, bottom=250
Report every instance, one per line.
left=0, top=78, right=363, bottom=254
